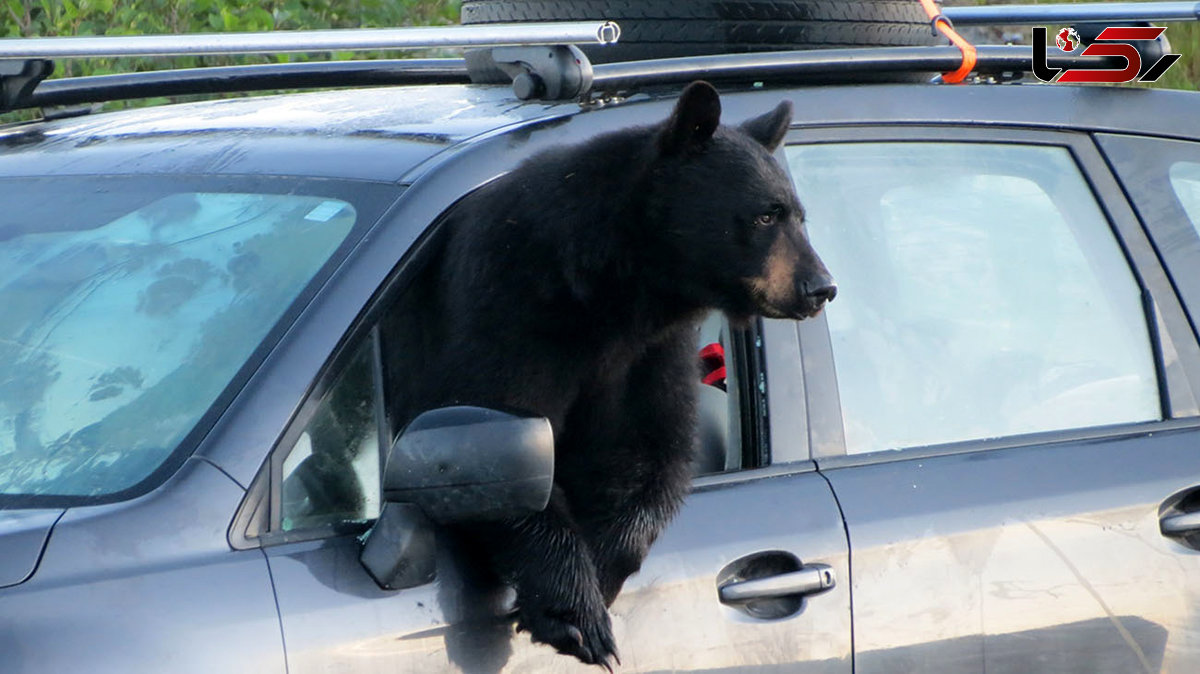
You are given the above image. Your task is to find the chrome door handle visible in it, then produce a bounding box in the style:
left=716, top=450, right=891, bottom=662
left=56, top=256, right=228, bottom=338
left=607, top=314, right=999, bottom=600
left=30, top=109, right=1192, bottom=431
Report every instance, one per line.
left=1160, top=511, right=1200, bottom=536
left=718, top=564, right=835, bottom=603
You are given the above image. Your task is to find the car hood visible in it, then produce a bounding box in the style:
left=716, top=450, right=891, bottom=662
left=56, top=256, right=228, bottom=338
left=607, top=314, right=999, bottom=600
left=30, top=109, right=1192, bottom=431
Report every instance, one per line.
left=0, top=509, right=63, bottom=588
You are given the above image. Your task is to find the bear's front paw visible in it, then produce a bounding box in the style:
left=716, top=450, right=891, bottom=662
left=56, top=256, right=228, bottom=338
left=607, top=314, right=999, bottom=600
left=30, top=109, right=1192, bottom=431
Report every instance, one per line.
left=516, top=594, right=619, bottom=670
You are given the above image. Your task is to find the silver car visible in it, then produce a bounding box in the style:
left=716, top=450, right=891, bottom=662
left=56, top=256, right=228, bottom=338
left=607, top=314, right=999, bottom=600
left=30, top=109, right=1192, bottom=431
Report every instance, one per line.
left=5, top=4, right=1200, bottom=672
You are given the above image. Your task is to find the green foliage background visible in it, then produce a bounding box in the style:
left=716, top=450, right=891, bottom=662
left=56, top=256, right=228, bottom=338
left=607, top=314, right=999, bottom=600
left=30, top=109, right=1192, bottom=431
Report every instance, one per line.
left=4, top=0, right=461, bottom=78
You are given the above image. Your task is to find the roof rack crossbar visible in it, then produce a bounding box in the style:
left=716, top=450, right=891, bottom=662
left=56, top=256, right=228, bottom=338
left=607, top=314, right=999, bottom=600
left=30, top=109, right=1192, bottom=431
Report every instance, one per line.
left=942, top=2, right=1200, bottom=26
left=25, top=59, right=470, bottom=110
left=0, top=21, right=620, bottom=60
left=0, top=42, right=1144, bottom=115
left=589, top=45, right=1117, bottom=91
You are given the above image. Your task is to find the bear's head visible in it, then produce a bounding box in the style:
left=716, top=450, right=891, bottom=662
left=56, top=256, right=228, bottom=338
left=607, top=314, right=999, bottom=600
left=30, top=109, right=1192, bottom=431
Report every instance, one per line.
left=646, top=81, right=835, bottom=322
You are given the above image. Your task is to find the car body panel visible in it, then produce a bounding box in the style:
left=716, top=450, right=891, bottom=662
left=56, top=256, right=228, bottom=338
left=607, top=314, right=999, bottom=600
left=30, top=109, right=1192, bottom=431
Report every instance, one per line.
left=266, top=468, right=850, bottom=673
left=698, top=84, right=1200, bottom=141
left=760, top=317, right=811, bottom=464
left=8, top=83, right=1200, bottom=184
left=0, top=458, right=284, bottom=672
left=0, top=85, right=578, bottom=181
left=0, top=509, right=61, bottom=588
left=823, top=428, right=1200, bottom=673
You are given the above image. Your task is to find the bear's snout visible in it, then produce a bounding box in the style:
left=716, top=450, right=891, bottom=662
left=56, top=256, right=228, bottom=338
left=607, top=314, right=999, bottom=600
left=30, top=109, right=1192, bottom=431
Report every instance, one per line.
left=747, top=233, right=835, bottom=320
left=802, top=276, right=838, bottom=305
left=793, top=271, right=837, bottom=318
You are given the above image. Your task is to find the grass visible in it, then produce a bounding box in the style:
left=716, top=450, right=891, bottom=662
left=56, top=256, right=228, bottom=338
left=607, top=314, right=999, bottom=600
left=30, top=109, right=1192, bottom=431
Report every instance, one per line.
left=1156, top=22, right=1200, bottom=90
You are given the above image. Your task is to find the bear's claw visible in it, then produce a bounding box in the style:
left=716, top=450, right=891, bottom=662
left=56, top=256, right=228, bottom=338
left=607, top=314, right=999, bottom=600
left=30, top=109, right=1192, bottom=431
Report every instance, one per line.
left=517, top=604, right=619, bottom=669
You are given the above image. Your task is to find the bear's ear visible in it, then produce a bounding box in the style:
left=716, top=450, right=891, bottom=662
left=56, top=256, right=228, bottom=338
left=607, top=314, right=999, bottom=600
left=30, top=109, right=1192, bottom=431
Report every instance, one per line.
left=739, top=100, right=793, bottom=152
left=660, top=81, right=722, bottom=155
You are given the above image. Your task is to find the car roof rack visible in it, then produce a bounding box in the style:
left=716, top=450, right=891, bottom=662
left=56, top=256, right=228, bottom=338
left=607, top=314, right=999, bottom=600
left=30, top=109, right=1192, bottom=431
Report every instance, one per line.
left=9, top=43, right=1121, bottom=113
left=25, top=59, right=471, bottom=110
left=589, top=45, right=1116, bottom=90
left=0, top=21, right=620, bottom=59
left=0, top=21, right=619, bottom=112
left=590, top=1, right=1200, bottom=91
left=3, top=1, right=1199, bottom=114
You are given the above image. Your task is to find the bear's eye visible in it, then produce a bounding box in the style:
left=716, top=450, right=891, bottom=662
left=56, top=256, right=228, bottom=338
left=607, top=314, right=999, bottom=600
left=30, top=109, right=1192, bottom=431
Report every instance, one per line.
left=754, top=206, right=783, bottom=227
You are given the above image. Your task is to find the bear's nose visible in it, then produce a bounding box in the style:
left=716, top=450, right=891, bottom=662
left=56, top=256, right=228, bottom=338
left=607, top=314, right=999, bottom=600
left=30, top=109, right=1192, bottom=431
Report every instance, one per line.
left=804, top=280, right=838, bottom=304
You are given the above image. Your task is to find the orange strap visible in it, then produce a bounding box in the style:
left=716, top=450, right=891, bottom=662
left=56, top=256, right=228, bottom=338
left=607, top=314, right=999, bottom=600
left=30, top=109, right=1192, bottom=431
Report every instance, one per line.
left=917, top=0, right=977, bottom=84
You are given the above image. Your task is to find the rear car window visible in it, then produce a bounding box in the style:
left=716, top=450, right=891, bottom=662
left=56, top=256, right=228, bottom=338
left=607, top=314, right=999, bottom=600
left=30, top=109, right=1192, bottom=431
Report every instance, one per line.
left=788, top=142, right=1160, bottom=454
left=0, top=177, right=376, bottom=499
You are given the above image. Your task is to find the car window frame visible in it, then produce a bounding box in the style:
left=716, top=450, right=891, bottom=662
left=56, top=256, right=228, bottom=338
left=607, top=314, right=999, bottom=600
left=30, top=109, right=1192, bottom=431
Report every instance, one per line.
left=236, top=187, right=796, bottom=539
left=239, top=221, right=444, bottom=548
left=1095, top=134, right=1200, bottom=339
left=239, top=199, right=780, bottom=548
left=782, top=125, right=1200, bottom=465
left=266, top=326, right=388, bottom=538
left=724, top=319, right=771, bottom=470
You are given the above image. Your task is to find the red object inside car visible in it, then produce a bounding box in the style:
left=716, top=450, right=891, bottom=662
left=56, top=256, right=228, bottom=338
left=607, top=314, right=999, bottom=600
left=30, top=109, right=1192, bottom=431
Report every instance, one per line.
left=699, top=342, right=727, bottom=391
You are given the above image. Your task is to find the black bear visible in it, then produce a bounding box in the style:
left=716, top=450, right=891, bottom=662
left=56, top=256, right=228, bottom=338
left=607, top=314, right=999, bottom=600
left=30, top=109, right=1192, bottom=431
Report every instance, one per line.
left=383, top=81, right=835, bottom=668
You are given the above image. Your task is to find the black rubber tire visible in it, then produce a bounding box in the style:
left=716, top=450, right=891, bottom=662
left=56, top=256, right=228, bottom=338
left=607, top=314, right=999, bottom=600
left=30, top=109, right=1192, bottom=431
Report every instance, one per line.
left=462, top=0, right=940, bottom=78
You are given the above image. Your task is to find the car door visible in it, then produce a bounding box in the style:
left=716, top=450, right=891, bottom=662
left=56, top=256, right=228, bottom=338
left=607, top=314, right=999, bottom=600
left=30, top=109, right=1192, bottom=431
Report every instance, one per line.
left=782, top=126, right=1200, bottom=673
left=238, top=196, right=852, bottom=672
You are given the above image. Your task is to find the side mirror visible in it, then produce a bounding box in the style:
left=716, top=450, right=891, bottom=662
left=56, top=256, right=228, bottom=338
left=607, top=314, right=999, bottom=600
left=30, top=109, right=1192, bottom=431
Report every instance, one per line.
left=383, top=405, right=555, bottom=522
left=361, top=406, right=554, bottom=590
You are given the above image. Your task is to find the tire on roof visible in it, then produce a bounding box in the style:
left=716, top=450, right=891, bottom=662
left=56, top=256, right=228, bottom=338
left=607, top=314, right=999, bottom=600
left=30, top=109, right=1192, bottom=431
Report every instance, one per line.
left=462, top=0, right=941, bottom=82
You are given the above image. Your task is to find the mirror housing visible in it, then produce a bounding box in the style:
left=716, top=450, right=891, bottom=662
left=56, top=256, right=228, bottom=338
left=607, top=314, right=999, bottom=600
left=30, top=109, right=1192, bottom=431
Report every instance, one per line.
left=384, top=405, right=554, bottom=523
left=361, top=406, right=554, bottom=590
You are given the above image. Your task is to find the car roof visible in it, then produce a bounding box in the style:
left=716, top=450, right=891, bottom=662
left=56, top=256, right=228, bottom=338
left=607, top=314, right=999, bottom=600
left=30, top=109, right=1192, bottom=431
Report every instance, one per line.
left=754, top=82, right=1200, bottom=141
left=2, top=78, right=1200, bottom=186
left=0, top=84, right=580, bottom=183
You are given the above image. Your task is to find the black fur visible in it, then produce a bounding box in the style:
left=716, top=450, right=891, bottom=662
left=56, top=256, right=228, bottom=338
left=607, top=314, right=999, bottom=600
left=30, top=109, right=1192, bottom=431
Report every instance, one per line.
left=382, top=82, right=833, bottom=668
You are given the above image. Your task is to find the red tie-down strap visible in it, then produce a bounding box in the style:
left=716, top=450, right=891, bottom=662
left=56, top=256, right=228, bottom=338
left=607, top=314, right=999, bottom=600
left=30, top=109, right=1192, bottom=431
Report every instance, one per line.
left=699, top=342, right=727, bottom=391
left=917, top=0, right=977, bottom=84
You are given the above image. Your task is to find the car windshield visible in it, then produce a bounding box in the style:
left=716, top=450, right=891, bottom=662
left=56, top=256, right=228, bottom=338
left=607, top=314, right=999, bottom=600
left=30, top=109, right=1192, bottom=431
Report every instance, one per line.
left=0, top=176, right=376, bottom=501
